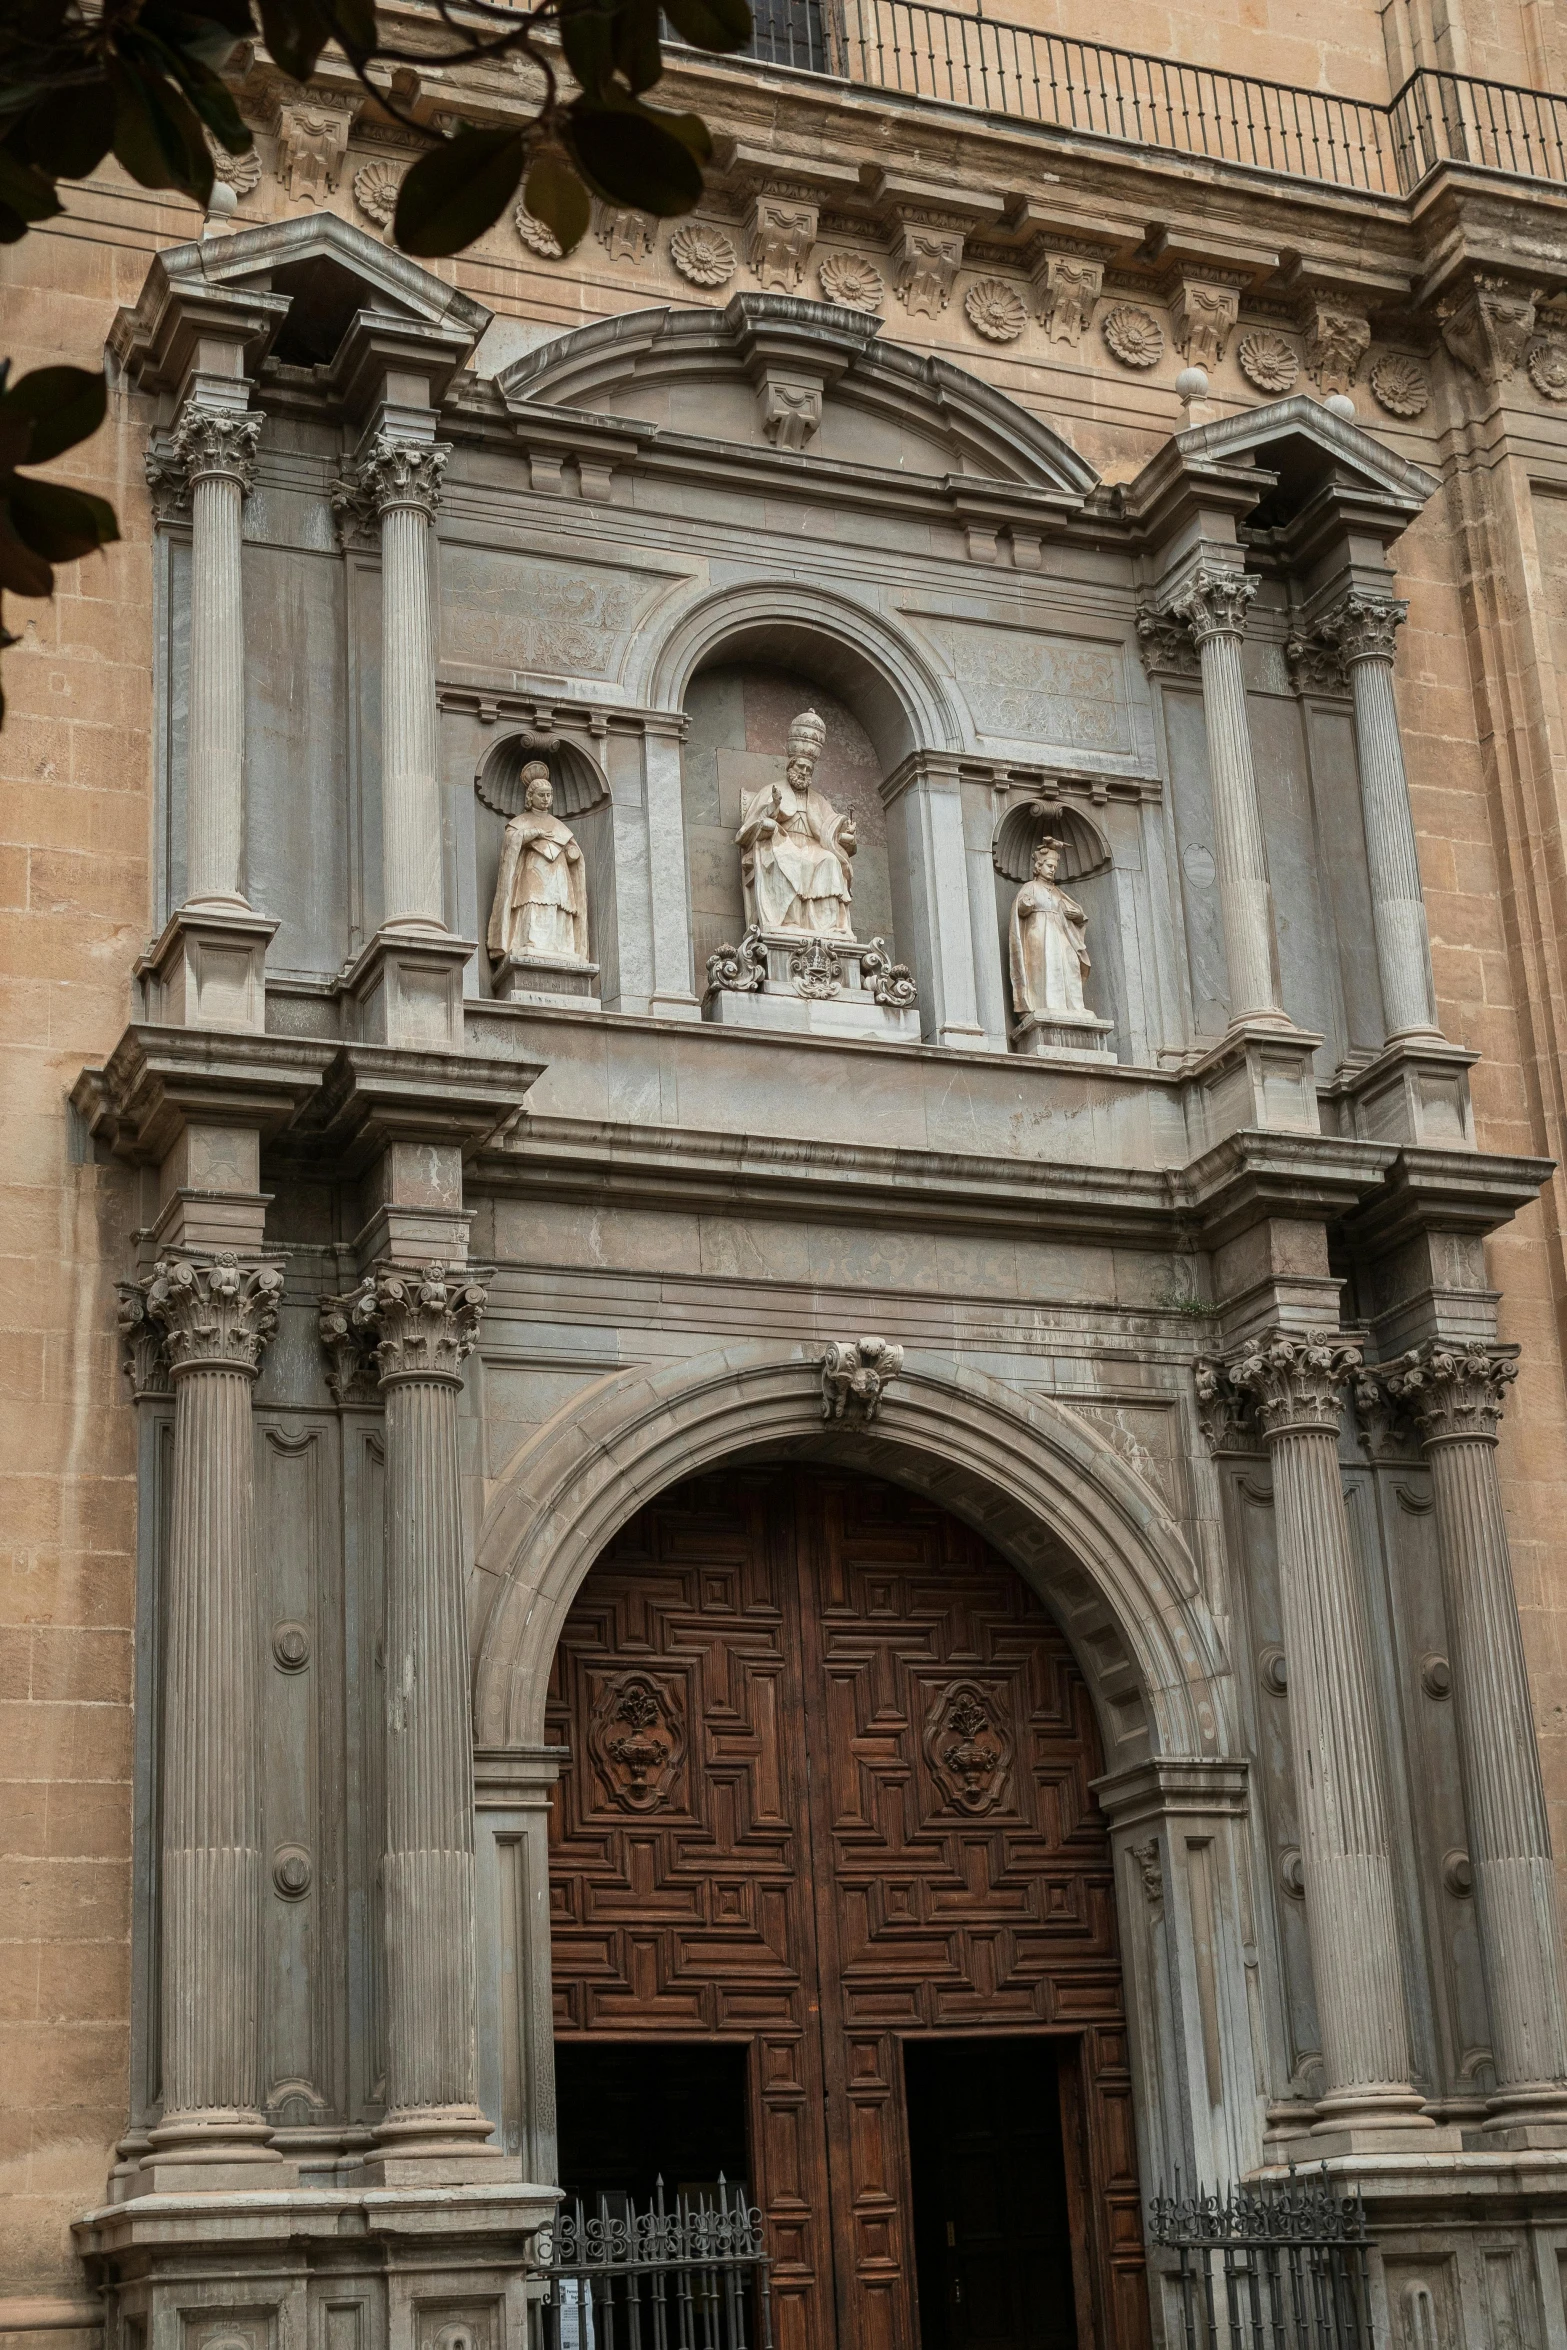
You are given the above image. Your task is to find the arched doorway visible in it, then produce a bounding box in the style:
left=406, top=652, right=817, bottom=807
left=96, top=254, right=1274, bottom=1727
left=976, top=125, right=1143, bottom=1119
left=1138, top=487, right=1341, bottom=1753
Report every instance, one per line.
left=545, top=1464, right=1148, bottom=2350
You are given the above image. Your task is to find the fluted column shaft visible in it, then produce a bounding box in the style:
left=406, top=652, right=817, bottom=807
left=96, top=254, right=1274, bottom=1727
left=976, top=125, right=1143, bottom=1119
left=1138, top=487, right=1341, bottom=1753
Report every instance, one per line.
left=338, top=436, right=450, bottom=933
left=1225, top=1334, right=1426, bottom=2128
left=136, top=1254, right=282, bottom=2155
left=1174, top=566, right=1285, bottom=1026
left=1385, top=1344, right=1567, bottom=2125
left=1329, top=593, right=1439, bottom=1041
left=155, top=402, right=262, bottom=908
left=341, top=1262, right=495, bottom=2159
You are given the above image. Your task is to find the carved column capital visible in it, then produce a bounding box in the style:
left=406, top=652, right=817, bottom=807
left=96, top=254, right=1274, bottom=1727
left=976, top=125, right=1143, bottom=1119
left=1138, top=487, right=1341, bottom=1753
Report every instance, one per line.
left=117, top=1281, right=171, bottom=1400
left=349, top=1261, right=489, bottom=1389
left=1194, top=1356, right=1260, bottom=1453
left=318, top=1293, right=382, bottom=1407
left=138, top=1253, right=284, bottom=1379
left=1284, top=628, right=1349, bottom=697
left=146, top=402, right=262, bottom=513
left=1320, top=589, right=1408, bottom=667
left=1134, top=598, right=1200, bottom=677
left=1226, top=1330, right=1363, bottom=1439
left=1380, top=1340, right=1518, bottom=1446
left=1170, top=563, right=1259, bottom=646
left=334, top=434, right=450, bottom=535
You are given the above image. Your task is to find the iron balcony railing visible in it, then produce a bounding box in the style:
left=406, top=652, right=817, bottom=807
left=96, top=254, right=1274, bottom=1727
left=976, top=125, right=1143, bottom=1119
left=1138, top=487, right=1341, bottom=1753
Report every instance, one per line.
left=530, top=2179, right=775, bottom=2350
left=717, top=0, right=1567, bottom=195
left=1149, top=2173, right=1375, bottom=2350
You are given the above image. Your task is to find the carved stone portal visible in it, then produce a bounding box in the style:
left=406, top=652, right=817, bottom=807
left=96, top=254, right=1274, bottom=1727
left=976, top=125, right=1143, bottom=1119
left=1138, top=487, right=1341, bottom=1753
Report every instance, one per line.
left=589, top=1671, right=686, bottom=1811
left=924, top=1679, right=1014, bottom=1816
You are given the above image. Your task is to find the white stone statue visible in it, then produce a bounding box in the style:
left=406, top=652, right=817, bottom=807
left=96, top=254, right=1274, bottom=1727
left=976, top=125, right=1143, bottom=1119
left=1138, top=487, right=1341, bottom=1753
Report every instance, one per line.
left=1008, top=837, right=1092, bottom=1021
left=736, top=708, right=858, bottom=939
left=487, top=762, right=589, bottom=966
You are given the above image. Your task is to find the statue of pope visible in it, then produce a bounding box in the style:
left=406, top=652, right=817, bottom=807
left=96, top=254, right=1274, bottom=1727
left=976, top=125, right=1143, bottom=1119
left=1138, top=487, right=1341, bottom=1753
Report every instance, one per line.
left=735, top=708, right=858, bottom=939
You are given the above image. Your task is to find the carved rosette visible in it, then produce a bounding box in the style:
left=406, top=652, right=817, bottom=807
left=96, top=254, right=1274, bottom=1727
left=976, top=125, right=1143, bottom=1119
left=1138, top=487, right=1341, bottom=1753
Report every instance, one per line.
left=347, top=1262, right=489, bottom=1390
left=589, top=1670, right=686, bottom=1811
left=333, top=434, right=450, bottom=535
left=1226, top=1331, right=1362, bottom=1440
left=1170, top=564, right=1258, bottom=647
left=145, top=403, right=262, bottom=513
left=923, top=1679, right=1014, bottom=1816
left=1380, top=1341, right=1518, bottom=1446
left=821, top=1335, right=904, bottom=1422
left=135, top=1254, right=284, bottom=1380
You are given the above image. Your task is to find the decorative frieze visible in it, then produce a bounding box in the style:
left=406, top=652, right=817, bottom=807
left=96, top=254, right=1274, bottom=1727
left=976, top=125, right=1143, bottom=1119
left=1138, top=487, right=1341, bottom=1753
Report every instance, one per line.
left=1441, top=275, right=1539, bottom=383
left=821, top=1335, right=904, bottom=1422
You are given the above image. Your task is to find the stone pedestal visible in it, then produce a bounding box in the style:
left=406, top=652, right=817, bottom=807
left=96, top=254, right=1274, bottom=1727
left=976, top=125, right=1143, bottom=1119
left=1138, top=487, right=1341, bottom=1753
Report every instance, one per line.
left=1011, top=1008, right=1115, bottom=1059
left=342, top=928, right=475, bottom=1052
left=127, top=1253, right=295, bottom=2196
left=135, top=905, right=279, bottom=1035
left=492, top=950, right=601, bottom=1009
left=1187, top=1022, right=1324, bottom=1144
left=703, top=927, right=921, bottom=1042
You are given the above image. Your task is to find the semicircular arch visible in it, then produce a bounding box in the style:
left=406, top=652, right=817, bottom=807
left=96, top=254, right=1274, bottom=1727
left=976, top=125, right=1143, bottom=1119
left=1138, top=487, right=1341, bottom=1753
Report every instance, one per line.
left=471, top=1341, right=1235, bottom=1770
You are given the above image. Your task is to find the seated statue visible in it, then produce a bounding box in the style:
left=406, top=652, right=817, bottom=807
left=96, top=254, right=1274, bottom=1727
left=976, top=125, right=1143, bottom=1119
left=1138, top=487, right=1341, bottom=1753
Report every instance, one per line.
left=487, top=762, right=589, bottom=967
left=1008, top=837, right=1091, bottom=1021
left=736, top=708, right=857, bottom=939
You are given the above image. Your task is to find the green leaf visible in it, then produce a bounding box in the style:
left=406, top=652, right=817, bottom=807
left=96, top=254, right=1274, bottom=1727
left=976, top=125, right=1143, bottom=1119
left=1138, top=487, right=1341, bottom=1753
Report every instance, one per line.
left=661, top=0, right=753, bottom=53
left=559, top=0, right=616, bottom=99
left=393, top=125, right=526, bottom=258
left=137, top=29, right=253, bottom=152
left=523, top=151, right=590, bottom=255
left=0, top=365, right=107, bottom=466
left=0, top=506, right=56, bottom=598
left=611, top=0, right=664, bottom=95
left=567, top=94, right=705, bottom=212
left=254, top=0, right=333, bottom=84
left=0, top=142, right=61, bottom=243
left=7, top=475, right=119, bottom=566
left=325, top=0, right=377, bottom=60
left=17, top=84, right=116, bottom=180
left=110, top=58, right=214, bottom=200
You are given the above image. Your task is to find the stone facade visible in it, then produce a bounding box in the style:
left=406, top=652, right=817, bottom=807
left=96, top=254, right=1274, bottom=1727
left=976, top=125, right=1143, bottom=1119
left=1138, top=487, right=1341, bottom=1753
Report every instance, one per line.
left=7, top=0, right=1567, bottom=2342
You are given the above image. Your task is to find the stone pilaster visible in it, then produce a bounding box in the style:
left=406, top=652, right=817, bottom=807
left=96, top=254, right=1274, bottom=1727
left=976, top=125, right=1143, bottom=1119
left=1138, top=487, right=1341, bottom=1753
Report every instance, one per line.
left=1319, top=590, right=1440, bottom=1043
left=1379, top=1342, right=1567, bottom=2139
left=130, top=1252, right=289, bottom=2192
left=1169, top=564, right=1286, bottom=1029
left=1206, top=1332, right=1432, bottom=2143
left=334, top=1261, right=504, bottom=2181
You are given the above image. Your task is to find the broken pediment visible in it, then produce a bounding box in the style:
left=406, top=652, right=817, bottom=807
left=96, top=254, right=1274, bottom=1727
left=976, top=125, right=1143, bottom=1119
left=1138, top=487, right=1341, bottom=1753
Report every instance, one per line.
left=493, top=292, right=1099, bottom=510
left=111, top=212, right=492, bottom=408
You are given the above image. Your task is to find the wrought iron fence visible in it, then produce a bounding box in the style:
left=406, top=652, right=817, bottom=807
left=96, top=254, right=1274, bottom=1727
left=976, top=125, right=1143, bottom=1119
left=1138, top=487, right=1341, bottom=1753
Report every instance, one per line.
left=530, top=2180, right=774, bottom=2350
left=1149, top=2173, right=1375, bottom=2350
left=728, top=0, right=1567, bottom=196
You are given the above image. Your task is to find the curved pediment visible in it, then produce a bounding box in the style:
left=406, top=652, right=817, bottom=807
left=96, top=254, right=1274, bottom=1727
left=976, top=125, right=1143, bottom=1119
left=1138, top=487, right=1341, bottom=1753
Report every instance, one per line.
left=493, top=293, right=1099, bottom=501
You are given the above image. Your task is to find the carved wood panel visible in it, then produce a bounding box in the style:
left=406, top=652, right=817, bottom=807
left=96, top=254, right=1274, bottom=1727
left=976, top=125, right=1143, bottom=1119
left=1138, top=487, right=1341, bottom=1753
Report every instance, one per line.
left=548, top=1469, right=1146, bottom=2350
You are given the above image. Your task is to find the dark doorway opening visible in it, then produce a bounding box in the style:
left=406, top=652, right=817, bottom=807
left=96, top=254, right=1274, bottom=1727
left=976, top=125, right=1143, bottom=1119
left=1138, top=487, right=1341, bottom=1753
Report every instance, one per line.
left=554, top=2041, right=752, bottom=2210
left=904, top=2037, right=1080, bottom=2350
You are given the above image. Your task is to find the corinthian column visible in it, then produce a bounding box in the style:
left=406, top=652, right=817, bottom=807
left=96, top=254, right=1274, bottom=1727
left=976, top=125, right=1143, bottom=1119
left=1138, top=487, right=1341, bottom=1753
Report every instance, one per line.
left=337, top=435, right=450, bottom=934
left=1221, top=1332, right=1428, bottom=2136
left=1381, top=1343, right=1567, bottom=2135
left=1170, top=563, right=1286, bottom=1028
left=341, top=1261, right=501, bottom=2178
left=1322, top=591, right=1439, bottom=1042
left=133, top=1252, right=286, bottom=2187
left=149, top=400, right=263, bottom=909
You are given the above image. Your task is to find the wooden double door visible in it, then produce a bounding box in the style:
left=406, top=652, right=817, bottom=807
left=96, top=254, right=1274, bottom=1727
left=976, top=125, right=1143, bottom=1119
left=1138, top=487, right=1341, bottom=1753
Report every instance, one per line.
left=546, top=1468, right=1147, bottom=2350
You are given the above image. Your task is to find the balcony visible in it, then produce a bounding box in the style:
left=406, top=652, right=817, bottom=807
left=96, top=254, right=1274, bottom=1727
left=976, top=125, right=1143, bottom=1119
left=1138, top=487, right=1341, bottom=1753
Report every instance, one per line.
left=720, top=0, right=1567, bottom=196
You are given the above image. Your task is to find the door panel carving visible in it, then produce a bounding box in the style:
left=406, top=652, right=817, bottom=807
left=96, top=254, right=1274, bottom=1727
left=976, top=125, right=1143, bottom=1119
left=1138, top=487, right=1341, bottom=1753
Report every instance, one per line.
left=548, top=1469, right=1146, bottom=2350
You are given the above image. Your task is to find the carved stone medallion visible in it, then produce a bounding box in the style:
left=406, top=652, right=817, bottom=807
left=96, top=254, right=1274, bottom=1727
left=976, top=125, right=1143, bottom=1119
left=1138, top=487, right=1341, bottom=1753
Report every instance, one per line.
left=1102, top=304, right=1164, bottom=368
left=923, top=1679, right=1014, bottom=1815
left=515, top=204, right=564, bottom=259
left=670, top=222, right=738, bottom=287
left=818, top=251, right=885, bottom=312
left=789, top=937, right=844, bottom=999
left=353, top=159, right=403, bottom=228
left=589, top=1671, right=685, bottom=1811
left=209, top=138, right=262, bottom=197
left=964, top=278, right=1027, bottom=343
left=1528, top=335, right=1567, bottom=401
left=1237, top=329, right=1299, bottom=394
left=1369, top=352, right=1432, bottom=418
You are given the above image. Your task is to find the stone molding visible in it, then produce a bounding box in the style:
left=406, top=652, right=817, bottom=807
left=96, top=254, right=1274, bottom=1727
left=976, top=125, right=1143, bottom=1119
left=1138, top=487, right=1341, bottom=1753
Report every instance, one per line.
left=1377, top=1341, right=1519, bottom=1447
left=1170, top=562, right=1258, bottom=645
left=335, top=1261, right=489, bottom=1390
left=145, top=403, right=262, bottom=515
left=131, top=1253, right=284, bottom=1380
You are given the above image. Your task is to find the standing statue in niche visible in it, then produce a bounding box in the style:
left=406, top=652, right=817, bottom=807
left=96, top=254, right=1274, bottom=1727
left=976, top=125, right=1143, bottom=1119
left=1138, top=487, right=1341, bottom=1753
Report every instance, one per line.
left=1009, top=837, right=1092, bottom=1021
left=487, top=761, right=590, bottom=967
left=736, top=707, right=858, bottom=938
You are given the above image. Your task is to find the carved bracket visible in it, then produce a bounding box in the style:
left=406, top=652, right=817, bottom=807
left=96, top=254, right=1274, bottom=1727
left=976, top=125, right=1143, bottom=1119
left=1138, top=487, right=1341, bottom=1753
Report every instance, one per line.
left=822, top=1335, right=904, bottom=1422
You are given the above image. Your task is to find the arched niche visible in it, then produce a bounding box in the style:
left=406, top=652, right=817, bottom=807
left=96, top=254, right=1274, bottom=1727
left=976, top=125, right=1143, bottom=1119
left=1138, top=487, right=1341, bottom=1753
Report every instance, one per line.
left=992, top=794, right=1124, bottom=1047
left=473, top=730, right=615, bottom=999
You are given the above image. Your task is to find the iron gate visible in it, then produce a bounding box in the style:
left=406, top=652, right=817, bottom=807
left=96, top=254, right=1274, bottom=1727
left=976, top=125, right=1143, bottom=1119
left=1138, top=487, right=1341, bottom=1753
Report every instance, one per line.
left=531, top=2179, right=774, bottom=2350
left=1149, top=2173, right=1375, bottom=2350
